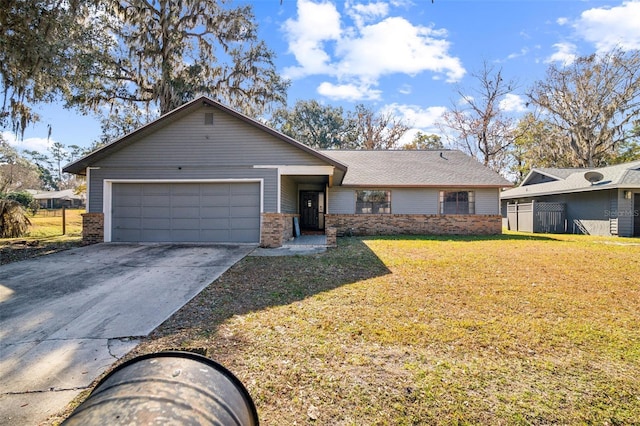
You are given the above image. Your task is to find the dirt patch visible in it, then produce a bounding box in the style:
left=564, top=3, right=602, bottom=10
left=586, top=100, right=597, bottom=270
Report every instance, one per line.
left=0, top=240, right=85, bottom=265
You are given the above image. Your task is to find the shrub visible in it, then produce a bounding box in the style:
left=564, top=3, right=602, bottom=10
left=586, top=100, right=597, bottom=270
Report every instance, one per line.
left=5, top=191, right=34, bottom=208
left=0, top=199, right=31, bottom=238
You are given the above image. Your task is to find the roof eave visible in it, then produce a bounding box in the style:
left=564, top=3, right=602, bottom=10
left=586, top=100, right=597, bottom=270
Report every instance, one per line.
left=500, top=183, right=640, bottom=199
left=341, top=183, right=512, bottom=188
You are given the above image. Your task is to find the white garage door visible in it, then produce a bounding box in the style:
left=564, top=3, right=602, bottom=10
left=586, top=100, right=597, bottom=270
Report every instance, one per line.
left=111, top=182, right=260, bottom=243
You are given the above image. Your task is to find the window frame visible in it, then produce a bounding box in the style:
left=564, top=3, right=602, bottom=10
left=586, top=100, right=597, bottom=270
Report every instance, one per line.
left=439, top=190, right=475, bottom=215
left=355, top=190, right=391, bottom=214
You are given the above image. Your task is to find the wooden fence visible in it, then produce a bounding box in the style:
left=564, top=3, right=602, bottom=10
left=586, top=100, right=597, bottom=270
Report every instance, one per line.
left=507, top=202, right=566, bottom=234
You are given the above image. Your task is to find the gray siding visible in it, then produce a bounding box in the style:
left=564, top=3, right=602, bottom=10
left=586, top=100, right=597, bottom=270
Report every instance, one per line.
left=328, top=187, right=355, bottom=214
left=475, top=188, right=500, bottom=215
left=392, top=189, right=439, bottom=214
left=281, top=175, right=298, bottom=214
left=617, top=189, right=634, bottom=237
left=563, top=191, right=612, bottom=235
left=329, top=187, right=500, bottom=215
left=87, top=105, right=332, bottom=214
left=93, top=106, right=328, bottom=169
left=504, top=190, right=617, bottom=236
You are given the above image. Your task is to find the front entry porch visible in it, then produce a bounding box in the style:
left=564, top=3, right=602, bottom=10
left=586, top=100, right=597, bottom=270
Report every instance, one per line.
left=260, top=212, right=336, bottom=248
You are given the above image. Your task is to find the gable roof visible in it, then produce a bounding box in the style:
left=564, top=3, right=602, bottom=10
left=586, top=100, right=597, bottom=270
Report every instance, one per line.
left=521, top=167, right=578, bottom=185
left=320, top=150, right=513, bottom=188
left=63, top=96, right=347, bottom=175
left=32, top=189, right=84, bottom=201
left=501, top=160, right=640, bottom=199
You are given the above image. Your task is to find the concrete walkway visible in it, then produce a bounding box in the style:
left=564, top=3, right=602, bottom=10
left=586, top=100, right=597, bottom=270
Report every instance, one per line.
left=0, top=243, right=254, bottom=425
left=250, top=235, right=328, bottom=257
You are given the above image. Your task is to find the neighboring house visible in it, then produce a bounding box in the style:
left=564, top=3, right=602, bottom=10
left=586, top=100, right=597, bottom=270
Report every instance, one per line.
left=63, top=96, right=511, bottom=247
left=33, top=189, right=85, bottom=209
left=500, top=161, right=640, bottom=237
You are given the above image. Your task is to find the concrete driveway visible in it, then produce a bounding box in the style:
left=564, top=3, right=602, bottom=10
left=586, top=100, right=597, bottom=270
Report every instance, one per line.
left=0, top=243, right=254, bottom=425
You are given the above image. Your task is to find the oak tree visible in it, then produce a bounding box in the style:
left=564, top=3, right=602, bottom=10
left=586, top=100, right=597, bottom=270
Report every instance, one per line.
left=527, top=49, right=640, bottom=167
left=269, top=100, right=349, bottom=149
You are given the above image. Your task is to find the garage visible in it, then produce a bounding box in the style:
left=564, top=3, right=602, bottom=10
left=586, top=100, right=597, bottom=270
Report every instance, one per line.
left=111, top=182, right=261, bottom=243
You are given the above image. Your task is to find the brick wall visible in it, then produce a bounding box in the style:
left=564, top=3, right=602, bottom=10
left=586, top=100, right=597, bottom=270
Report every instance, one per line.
left=82, top=213, right=104, bottom=244
left=260, top=213, right=299, bottom=248
left=325, top=214, right=502, bottom=236
left=326, top=227, right=337, bottom=247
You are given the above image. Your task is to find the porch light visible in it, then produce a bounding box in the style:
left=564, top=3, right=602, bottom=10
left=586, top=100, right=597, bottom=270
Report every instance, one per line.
left=624, top=190, right=632, bottom=199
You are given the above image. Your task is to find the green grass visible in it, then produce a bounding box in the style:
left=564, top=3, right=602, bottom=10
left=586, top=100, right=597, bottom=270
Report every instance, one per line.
left=130, top=233, right=640, bottom=425
left=26, top=209, right=83, bottom=239
left=0, top=208, right=82, bottom=243
left=1, top=209, right=83, bottom=265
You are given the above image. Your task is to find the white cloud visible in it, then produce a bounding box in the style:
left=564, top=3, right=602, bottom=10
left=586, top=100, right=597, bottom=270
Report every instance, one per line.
left=379, top=103, right=448, bottom=148
left=507, top=47, right=529, bottom=60
left=575, top=1, right=640, bottom=53
left=346, top=1, right=389, bottom=28
left=545, top=42, right=578, bottom=65
left=398, top=84, right=412, bottom=95
left=282, top=0, right=465, bottom=98
left=2, top=131, right=54, bottom=153
left=384, top=103, right=447, bottom=129
left=499, top=94, right=528, bottom=113
left=556, top=17, right=569, bottom=26
left=282, top=0, right=342, bottom=79
left=335, top=17, right=465, bottom=82
left=317, top=81, right=382, bottom=101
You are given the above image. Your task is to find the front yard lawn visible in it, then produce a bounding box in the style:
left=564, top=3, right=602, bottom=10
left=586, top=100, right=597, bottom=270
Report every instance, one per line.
left=123, top=234, right=640, bottom=424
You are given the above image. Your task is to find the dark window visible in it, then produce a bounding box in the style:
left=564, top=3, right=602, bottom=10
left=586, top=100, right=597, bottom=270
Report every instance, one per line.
left=440, top=191, right=475, bottom=214
left=204, top=112, right=214, bottom=125
left=356, top=190, right=391, bottom=214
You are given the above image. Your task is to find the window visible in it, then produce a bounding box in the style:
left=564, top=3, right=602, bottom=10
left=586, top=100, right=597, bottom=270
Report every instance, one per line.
left=356, top=190, right=391, bottom=214
left=440, top=191, right=475, bottom=214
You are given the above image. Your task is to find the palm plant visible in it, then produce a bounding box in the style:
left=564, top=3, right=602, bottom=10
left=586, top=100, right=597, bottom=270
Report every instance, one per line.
left=0, top=199, right=31, bottom=238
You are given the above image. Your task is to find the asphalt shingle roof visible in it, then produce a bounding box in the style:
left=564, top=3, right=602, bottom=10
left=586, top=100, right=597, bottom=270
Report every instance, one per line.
left=320, top=150, right=512, bottom=187
left=501, top=160, right=640, bottom=199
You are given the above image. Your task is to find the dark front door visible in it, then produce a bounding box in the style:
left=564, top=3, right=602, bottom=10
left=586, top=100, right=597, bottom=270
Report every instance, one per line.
left=634, top=194, right=640, bottom=237
left=300, top=191, right=319, bottom=230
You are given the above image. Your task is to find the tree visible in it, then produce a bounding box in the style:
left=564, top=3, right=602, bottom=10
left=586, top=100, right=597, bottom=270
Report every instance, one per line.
left=75, top=0, right=289, bottom=121
left=0, top=137, right=41, bottom=193
left=402, top=132, right=444, bottom=150
left=510, top=113, right=575, bottom=183
left=438, top=62, right=519, bottom=172
left=5, top=191, right=34, bottom=209
left=2, top=1, right=288, bottom=142
left=269, top=100, right=349, bottom=149
left=23, top=150, right=58, bottom=191
left=527, top=48, right=640, bottom=167
left=0, top=1, right=105, bottom=135
left=0, top=199, right=31, bottom=238
left=347, top=104, right=410, bottom=149
left=269, top=101, right=410, bottom=150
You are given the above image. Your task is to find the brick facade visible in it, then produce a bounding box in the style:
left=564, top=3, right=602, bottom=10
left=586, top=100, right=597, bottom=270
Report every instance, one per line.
left=326, top=227, right=337, bottom=247
left=82, top=213, right=104, bottom=244
left=260, top=213, right=299, bottom=248
left=325, top=214, right=502, bottom=236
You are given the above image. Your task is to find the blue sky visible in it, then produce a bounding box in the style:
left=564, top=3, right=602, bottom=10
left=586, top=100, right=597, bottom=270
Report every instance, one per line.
left=5, top=0, right=640, bottom=154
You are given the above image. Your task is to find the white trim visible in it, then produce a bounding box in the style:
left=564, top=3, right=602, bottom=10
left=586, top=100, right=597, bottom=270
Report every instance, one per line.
left=253, top=165, right=334, bottom=214
left=102, top=178, right=264, bottom=243
left=325, top=184, right=330, bottom=214
left=103, top=180, right=112, bottom=242
left=254, top=165, right=335, bottom=176
left=276, top=169, right=282, bottom=214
